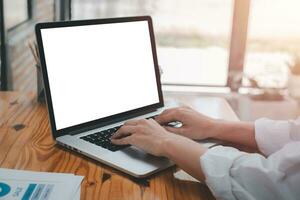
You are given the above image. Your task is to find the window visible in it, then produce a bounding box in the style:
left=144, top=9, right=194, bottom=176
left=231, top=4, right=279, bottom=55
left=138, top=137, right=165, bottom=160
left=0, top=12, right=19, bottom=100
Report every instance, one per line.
left=0, top=0, right=5, bottom=89
left=244, top=0, right=300, bottom=88
left=4, top=0, right=30, bottom=30
left=72, top=0, right=234, bottom=86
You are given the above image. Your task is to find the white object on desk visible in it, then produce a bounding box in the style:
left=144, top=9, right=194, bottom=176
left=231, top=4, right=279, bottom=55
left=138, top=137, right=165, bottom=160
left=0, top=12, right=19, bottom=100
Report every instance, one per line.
left=0, top=168, right=83, bottom=200
left=174, top=170, right=200, bottom=183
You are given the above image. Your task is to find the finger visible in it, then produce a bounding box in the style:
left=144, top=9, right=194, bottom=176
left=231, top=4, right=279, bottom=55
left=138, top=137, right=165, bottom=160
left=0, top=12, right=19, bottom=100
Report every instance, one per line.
left=156, top=107, right=178, bottom=117
left=158, top=106, right=189, bottom=116
left=181, top=105, right=191, bottom=109
left=164, top=126, right=183, bottom=135
left=148, top=118, right=158, bottom=124
left=156, top=112, right=180, bottom=125
left=123, top=119, right=139, bottom=126
left=111, top=125, right=136, bottom=139
left=111, top=135, right=133, bottom=145
left=111, top=131, right=131, bottom=139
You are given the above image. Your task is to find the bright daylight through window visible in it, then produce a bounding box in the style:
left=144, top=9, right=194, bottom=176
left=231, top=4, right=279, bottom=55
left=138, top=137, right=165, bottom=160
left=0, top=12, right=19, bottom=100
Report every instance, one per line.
left=244, top=0, right=300, bottom=89
left=72, top=0, right=233, bottom=86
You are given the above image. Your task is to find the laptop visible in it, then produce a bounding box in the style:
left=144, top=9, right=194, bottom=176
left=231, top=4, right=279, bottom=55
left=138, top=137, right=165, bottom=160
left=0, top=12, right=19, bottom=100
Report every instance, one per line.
left=35, top=16, right=175, bottom=178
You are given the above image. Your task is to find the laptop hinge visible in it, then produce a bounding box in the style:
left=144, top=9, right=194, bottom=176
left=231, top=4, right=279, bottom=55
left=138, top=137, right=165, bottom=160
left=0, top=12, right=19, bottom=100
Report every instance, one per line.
left=68, top=108, right=158, bottom=136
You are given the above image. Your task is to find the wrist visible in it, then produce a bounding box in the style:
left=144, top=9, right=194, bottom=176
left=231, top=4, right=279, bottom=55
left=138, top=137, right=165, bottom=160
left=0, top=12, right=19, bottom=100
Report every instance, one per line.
left=206, top=119, right=225, bottom=139
left=210, top=119, right=234, bottom=139
left=211, top=120, right=256, bottom=147
left=160, top=133, right=182, bottom=158
left=160, top=132, right=208, bottom=163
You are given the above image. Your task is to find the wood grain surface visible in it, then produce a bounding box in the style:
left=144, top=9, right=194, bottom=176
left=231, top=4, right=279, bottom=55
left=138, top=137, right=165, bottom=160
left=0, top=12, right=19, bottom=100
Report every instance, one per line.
left=0, top=91, right=222, bottom=200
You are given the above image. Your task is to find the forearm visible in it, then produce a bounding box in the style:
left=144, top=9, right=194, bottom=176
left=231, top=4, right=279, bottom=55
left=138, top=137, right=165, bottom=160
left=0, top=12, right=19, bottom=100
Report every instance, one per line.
left=161, top=134, right=207, bottom=182
left=212, top=120, right=257, bottom=149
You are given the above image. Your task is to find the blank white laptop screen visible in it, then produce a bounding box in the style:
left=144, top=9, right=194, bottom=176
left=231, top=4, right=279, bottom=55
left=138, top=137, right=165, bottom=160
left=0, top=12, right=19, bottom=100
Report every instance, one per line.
left=41, top=21, right=160, bottom=130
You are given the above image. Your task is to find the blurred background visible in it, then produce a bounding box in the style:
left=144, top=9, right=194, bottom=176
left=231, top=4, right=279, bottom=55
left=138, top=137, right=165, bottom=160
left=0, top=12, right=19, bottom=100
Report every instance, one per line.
left=1, top=0, right=300, bottom=120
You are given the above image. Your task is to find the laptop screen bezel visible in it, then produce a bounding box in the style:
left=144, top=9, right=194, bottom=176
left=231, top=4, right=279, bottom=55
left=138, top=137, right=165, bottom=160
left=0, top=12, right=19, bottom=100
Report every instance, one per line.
left=35, top=16, right=164, bottom=139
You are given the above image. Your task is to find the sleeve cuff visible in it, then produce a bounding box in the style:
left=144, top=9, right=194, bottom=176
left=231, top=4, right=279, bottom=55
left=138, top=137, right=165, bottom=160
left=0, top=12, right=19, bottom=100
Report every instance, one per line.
left=200, top=146, right=245, bottom=200
left=255, top=118, right=291, bottom=156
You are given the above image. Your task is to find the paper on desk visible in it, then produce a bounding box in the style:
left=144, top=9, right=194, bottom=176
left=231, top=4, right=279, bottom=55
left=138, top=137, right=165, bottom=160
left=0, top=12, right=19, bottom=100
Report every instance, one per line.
left=0, top=168, right=83, bottom=200
left=174, top=170, right=200, bottom=183
left=73, top=187, right=81, bottom=200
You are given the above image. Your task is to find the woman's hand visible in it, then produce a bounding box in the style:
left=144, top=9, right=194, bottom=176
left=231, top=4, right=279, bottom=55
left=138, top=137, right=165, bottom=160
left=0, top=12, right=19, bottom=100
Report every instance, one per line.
left=155, top=106, right=217, bottom=140
left=111, top=117, right=208, bottom=182
left=156, top=106, right=257, bottom=149
left=111, top=118, right=178, bottom=156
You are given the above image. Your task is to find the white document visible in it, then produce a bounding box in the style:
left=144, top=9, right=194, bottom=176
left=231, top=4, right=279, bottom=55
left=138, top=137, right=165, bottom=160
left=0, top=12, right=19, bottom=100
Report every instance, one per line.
left=0, top=168, right=83, bottom=200
left=174, top=170, right=200, bottom=183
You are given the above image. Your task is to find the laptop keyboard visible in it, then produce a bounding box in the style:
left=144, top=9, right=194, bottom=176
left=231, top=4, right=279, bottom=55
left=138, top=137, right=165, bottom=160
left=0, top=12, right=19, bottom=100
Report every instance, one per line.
left=80, top=125, right=129, bottom=152
left=80, top=115, right=157, bottom=152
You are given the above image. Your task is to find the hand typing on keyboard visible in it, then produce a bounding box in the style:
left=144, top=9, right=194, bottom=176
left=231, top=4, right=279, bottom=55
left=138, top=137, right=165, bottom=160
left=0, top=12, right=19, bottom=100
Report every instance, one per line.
left=111, top=118, right=179, bottom=156
left=80, top=116, right=159, bottom=152
left=155, top=106, right=215, bottom=140
left=80, top=126, right=130, bottom=152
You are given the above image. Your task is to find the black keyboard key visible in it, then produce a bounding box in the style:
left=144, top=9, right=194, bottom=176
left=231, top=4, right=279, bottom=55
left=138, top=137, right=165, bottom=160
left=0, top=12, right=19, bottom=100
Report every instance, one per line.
left=80, top=126, right=129, bottom=152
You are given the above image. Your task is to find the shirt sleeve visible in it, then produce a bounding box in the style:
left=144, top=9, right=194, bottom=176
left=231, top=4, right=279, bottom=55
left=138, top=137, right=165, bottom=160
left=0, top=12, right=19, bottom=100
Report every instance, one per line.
left=255, top=117, right=300, bottom=156
left=200, top=144, right=300, bottom=200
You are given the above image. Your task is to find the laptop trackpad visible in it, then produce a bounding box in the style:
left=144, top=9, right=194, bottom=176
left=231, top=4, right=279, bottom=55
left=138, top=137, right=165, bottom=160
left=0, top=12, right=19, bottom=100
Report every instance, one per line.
left=102, top=146, right=173, bottom=177
left=119, top=146, right=159, bottom=160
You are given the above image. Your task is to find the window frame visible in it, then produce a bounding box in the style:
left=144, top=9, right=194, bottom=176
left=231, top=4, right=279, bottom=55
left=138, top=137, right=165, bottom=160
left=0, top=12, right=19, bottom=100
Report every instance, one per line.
left=55, top=0, right=71, bottom=21
left=5, top=0, right=33, bottom=32
left=0, top=0, right=72, bottom=90
left=1, top=0, right=34, bottom=90
left=227, top=0, right=250, bottom=90
left=0, top=0, right=7, bottom=90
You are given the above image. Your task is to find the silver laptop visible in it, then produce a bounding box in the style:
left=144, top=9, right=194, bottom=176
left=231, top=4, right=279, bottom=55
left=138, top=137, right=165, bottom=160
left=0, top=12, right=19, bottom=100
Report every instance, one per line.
left=35, top=16, right=174, bottom=178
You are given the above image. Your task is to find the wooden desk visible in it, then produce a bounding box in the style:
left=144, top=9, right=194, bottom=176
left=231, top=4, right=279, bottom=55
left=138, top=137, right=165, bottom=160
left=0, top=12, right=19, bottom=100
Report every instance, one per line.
left=0, top=91, right=238, bottom=200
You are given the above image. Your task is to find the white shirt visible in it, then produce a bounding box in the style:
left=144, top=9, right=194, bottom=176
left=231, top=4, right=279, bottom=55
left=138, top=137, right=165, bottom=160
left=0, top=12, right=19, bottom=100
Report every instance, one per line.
left=200, top=117, right=300, bottom=200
